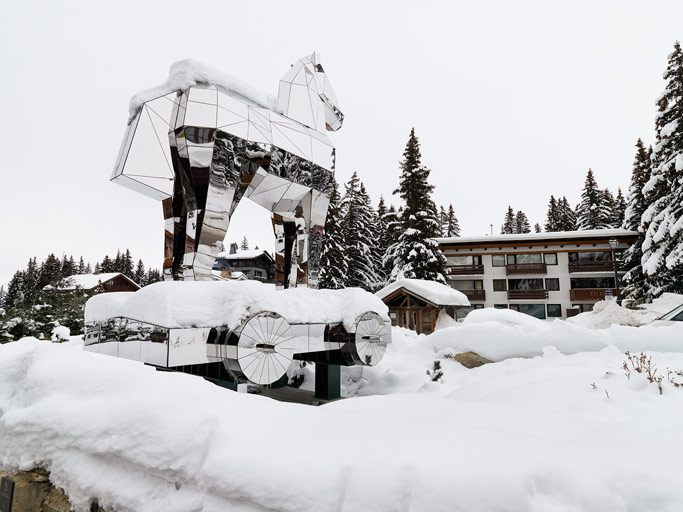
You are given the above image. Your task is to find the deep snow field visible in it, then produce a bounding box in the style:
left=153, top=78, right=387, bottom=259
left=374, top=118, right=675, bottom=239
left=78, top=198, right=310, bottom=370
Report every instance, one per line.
left=2, top=306, right=683, bottom=512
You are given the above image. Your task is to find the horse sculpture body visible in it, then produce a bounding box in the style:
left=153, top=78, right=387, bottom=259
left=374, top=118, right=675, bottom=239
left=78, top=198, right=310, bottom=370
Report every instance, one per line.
left=112, top=54, right=343, bottom=287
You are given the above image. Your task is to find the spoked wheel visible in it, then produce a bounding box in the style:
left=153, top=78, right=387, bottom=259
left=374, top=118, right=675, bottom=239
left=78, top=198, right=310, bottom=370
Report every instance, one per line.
left=353, top=312, right=390, bottom=366
left=225, top=311, right=294, bottom=385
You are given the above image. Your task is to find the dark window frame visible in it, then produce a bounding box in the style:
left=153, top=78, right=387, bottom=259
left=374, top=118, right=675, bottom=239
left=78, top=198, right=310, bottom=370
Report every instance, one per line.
left=545, top=278, right=560, bottom=291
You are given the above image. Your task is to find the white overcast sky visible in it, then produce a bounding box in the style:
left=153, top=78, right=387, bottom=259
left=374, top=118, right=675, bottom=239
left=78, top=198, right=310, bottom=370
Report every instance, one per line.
left=1, top=0, right=681, bottom=286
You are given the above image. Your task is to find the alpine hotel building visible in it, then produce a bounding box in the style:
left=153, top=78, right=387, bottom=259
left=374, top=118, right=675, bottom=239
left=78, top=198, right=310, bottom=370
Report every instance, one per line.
left=437, top=229, right=638, bottom=319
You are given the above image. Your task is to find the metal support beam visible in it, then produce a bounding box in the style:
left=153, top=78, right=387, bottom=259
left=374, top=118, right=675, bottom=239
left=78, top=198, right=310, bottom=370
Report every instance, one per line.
left=315, top=364, right=340, bottom=400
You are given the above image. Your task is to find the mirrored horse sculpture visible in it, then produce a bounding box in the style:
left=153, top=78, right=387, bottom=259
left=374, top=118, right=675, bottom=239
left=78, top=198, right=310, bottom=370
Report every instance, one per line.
left=112, top=54, right=343, bottom=287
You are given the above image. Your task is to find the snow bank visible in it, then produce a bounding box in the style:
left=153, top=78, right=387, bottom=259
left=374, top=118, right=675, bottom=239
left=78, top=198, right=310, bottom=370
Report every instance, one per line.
left=375, top=278, right=469, bottom=306
left=85, top=281, right=388, bottom=332
left=129, top=59, right=280, bottom=122
left=461, top=307, right=549, bottom=328
left=3, top=337, right=683, bottom=511
left=51, top=325, right=70, bottom=342
left=568, top=293, right=683, bottom=328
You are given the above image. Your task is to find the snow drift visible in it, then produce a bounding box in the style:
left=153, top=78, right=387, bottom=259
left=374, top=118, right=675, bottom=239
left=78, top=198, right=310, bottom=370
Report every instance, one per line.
left=3, top=334, right=683, bottom=511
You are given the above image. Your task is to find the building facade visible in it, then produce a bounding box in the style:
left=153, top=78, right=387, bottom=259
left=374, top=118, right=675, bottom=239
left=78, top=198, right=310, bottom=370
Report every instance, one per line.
left=437, top=229, right=638, bottom=319
left=212, top=245, right=276, bottom=283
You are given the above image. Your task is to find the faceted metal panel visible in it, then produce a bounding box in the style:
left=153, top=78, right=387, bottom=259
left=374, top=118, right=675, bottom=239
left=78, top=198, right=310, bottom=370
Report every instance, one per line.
left=112, top=54, right=342, bottom=287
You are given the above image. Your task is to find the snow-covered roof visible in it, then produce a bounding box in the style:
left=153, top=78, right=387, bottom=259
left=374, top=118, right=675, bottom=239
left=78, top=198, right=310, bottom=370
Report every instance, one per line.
left=128, top=59, right=280, bottom=123
left=215, top=249, right=273, bottom=261
left=85, top=281, right=388, bottom=332
left=436, top=229, right=638, bottom=245
left=55, top=273, right=138, bottom=291
left=376, top=279, right=470, bottom=307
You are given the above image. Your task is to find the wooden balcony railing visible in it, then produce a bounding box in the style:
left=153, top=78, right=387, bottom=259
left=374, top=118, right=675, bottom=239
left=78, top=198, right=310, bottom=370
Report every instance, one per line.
left=507, top=289, right=549, bottom=300
left=448, top=264, right=485, bottom=275
left=506, top=263, right=547, bottom=275
left=569, top=288, right=618, bottom=301
left=568, top=261, right=615, bottom=273
left=461, top=289, right=486, bottom=301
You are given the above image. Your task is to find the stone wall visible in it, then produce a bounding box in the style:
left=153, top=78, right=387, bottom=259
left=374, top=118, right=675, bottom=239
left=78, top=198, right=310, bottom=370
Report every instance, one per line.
left=0, top=469, right=103, bottom=512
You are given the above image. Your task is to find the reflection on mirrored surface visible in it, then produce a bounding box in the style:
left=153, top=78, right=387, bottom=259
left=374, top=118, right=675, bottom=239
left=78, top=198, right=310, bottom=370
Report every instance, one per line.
left=111, top=54, right=343, bottom=287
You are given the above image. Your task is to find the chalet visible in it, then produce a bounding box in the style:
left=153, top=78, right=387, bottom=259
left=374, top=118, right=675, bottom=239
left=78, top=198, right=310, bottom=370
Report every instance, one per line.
left=376, top=278, right=470, bottom=334
left=213, top=244, right=275, bottom=283
left=51, top=273, right=140, bottom=294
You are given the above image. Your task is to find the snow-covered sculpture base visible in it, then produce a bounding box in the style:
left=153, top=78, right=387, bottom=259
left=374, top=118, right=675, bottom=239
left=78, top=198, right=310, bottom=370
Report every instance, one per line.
left=84, top=281, right=390, bottom=386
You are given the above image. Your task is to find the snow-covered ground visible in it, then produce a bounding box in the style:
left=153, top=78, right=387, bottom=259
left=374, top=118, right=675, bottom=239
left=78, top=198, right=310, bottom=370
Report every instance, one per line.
left=2, top=311, right=683, bottom=511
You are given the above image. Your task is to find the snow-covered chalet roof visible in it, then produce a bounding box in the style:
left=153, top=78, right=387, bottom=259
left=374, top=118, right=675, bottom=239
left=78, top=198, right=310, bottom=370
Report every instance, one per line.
left=215, top=249, right=273, bottom=261
left=376, top=279, right=470, bottom=307
left=436, top=229, right=638, bottom=245
left=54, top=273, right=139, bottom=291
left=128, top=59, right=280, bottom=123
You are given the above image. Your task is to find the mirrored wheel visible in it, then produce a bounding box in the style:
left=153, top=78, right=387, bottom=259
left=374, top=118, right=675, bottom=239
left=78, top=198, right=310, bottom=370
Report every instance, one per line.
left=227, top=311, right=294, bottom=385
left=354, top=312, right=390, bottom=366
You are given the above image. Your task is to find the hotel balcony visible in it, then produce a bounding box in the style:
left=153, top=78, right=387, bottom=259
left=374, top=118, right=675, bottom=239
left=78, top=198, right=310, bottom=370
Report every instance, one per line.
left=448, top=264, right=485, bottom=275
left=505, top=263, right=547, bottom=275
left=507, top=289, right=549, bottom=300
left=461, top=289, right=486, bottom=301
left=568, top=261, right=615, bottom=273
left=569, top=288, right=618, bottom=302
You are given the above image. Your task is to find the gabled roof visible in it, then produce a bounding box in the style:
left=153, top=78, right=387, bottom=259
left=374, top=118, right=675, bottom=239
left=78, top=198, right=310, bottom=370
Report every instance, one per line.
left=215, top=249, right=274, bottom=262
left=54, top=273, right=140, bottom=291
left=376, top=279, right=470, bottom=307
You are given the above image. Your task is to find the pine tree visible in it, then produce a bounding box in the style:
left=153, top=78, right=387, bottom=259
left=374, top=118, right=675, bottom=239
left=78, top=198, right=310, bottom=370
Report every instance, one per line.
left=134, top=259, right=146, bottom=287
left=240, top=237, right=249, bottom=250
left=534, top=223, right=542, bottom=233
left=61, top=255, right=76, bottom=278
left=514, top=210, right=531, bottom=234
left=576, top=169, right=612, bottom=230
left=444, top=204, right=460, bottom=237
left=622, top=139, right=652, bottom=303
left=386, top=128, right=446, bottom=283
left=501, top=206, right=516, bottom=234
left=545, top=195, right=561, bottom=232
left=602, top=189, right=616, bottom=227
left=22, top=258, right=41, bottom=305
left=641, top=41, right=683, bottom=297
left=439, top=206, right=448, bottom=236
left=100, top=256, right=112, bottom=273
left=2, top=271, right=25, bottom=310
left=122, top=249, right=134, bottom=279
left=38, top=254, right=63, bottom=289
left=557, top=196, right=577, bottom=231
left=77, top=257, right=87, bottom=274
left=381, top=204, right=401, bottom=279
left=145, top=269, right=162, bottom=284
left=612, top=188, right=627, bottom=228
left=318, top=179, right=348, bottom=289
left=340, top=172, right=379, bottom=289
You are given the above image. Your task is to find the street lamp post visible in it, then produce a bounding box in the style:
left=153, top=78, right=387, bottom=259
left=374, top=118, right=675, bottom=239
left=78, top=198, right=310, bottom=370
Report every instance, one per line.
left=608, top=238, right=621, bottom=304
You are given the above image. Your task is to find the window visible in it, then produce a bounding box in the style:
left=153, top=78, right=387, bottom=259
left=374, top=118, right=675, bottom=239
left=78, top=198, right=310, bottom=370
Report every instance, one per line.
left=508, top=279, right=544, bottom=290
left=568, top=251, right=612, bottom=263
left=508, top=253, right=542, bottom=264
left=451, top=280, right=484, bottom=290
left=492, top=255, right=506, bottom=267
left=449, top=255, right=482, bottom=266
left=572, top=303, right=594, bottom=313
left=545, top=278, right=560, bottom=291
left=494, top=304, right=508, bottom=309
left=570, top=277, right=615, bottom=289
left=518, top=304, right=547, bottom=319
left=453, top=304, right=484, bottom=320
left=547, top=304, right=562, bottom=318
left=544, top=253, right=558, bottom=265
left=492, top=279, right=507, bottom=291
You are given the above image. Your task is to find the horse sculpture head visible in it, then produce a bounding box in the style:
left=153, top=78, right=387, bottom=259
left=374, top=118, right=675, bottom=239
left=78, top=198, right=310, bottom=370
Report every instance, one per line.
left=278, top=53, right=344, bottom=133
left=111, top=54, right=343, bottom=287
